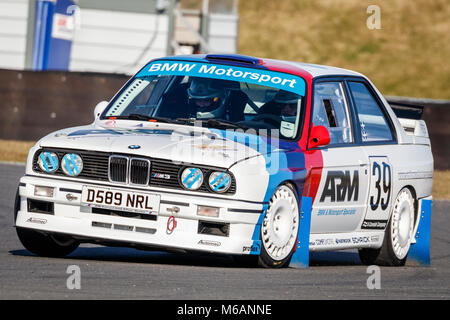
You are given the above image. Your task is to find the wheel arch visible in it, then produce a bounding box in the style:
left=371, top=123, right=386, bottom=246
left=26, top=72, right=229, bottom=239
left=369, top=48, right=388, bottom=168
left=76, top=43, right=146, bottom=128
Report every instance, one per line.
left=390, top=184, right=419, bottom=245
left=278, top=179, right=302, bottom=203
left=403, top=185, right=420, bottom=240
left=402, top=185, right=419, bottom=230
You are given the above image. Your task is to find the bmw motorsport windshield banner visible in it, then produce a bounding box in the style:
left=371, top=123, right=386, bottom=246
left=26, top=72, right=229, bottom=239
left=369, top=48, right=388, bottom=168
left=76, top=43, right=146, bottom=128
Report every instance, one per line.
left=136, top=60, right=306, bottom=96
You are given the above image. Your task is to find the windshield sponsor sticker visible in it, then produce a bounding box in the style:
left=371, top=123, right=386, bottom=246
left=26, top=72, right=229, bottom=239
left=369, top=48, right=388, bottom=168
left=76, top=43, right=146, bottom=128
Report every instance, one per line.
left=137, top=60, right=306, bottom=96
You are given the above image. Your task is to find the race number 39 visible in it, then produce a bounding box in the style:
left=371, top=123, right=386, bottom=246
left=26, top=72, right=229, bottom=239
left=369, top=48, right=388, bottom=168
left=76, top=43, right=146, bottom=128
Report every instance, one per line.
left=367, top=157, right=392, bottom=220
left=370, top=161, right=391, bottom=211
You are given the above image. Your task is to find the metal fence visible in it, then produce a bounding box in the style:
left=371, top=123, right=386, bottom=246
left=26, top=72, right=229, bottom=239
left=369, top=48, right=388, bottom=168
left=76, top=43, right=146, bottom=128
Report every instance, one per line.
left=0, top=69, right=128, bottom=141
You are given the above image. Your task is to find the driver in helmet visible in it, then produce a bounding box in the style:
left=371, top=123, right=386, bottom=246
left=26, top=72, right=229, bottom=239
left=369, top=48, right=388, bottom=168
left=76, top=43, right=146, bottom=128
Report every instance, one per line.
left=187, top=78, right=229, bottom=119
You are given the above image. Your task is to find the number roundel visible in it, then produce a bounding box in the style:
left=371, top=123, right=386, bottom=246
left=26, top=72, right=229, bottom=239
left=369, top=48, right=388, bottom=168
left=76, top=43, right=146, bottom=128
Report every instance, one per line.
left=370, top=161, right=391, bottom=211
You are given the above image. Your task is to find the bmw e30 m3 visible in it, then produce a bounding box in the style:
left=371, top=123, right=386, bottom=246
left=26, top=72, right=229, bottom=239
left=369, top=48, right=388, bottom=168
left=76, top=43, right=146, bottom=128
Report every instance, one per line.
left=14, top=54, right=433, bottom=268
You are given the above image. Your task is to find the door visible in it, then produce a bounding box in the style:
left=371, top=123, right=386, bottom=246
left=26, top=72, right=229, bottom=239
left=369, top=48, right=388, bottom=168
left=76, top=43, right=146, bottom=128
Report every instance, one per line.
left=309, top=81, right=370, bottom=233
left=346, top=80, right=397, bottom=230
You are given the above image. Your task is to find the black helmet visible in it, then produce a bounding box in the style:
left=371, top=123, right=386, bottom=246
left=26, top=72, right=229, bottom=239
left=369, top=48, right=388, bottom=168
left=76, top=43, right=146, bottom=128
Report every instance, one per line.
left=274, top=90, right=300, bottom=104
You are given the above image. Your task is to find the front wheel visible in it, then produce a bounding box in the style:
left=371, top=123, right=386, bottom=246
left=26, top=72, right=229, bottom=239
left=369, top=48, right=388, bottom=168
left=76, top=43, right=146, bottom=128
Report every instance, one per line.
left=359, top=188, right=416, bottom=266
left=259, top=184, right=299, bottom=268
left=14, top=187, right=79, bottom=257
left=16, top=228, right=80, bottom=257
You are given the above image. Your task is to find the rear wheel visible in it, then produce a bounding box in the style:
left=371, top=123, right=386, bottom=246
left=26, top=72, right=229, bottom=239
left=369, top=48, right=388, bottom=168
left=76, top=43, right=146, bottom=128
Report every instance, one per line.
left=258, top=184, right=299, bottom=268
left=14, top=187, right=79, bottom=258
left=359, top=188, right=415, bottom=266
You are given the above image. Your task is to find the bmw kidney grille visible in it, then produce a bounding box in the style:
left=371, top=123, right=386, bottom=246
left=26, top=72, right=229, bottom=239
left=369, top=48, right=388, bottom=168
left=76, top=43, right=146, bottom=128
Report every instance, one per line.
left=108, top=156, right=150, bottom=185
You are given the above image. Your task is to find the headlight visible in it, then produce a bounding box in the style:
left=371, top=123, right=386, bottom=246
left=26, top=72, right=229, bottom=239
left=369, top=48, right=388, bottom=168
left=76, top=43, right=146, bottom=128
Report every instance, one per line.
left=37, top=151, right=59, bottom=173
left=208, top=171, right=231, bottom=193
left=61, top=153, right=83, bottom=176
left=181, top=167, right=203, bottom=190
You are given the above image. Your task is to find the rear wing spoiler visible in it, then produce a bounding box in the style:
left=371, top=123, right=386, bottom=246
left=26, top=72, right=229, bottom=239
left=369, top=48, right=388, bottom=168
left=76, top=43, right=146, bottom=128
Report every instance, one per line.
left=387, top=100, right=429, bottom=139
left=387, top=100, right=424, bottom=120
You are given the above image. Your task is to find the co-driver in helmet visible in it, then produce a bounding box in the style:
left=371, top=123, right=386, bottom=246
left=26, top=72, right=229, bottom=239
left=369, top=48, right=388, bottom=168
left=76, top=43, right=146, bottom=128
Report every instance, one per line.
left=273, top=90, right=300, bottom=137
left=273, top=90, right=299, bottom=123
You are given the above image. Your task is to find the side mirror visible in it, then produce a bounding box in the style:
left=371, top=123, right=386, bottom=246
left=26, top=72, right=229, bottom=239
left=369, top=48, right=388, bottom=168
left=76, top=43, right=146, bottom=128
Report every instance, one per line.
left=93, top=101, right=109, bottom=120
left=309, top=125, right=330, bottom=148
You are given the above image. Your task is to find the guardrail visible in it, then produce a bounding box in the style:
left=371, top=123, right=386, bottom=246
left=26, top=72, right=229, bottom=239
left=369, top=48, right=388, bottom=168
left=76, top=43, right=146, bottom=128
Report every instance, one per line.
left=0, top=69, right=448, bottom=169
left=385, top=95, right=450, bottom=106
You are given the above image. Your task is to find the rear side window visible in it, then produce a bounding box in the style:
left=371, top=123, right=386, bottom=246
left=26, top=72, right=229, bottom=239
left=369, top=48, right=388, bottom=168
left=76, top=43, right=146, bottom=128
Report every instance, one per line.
left=348, top=81, right=393, bottom=142
left=312, top=82, right=353, bottom=145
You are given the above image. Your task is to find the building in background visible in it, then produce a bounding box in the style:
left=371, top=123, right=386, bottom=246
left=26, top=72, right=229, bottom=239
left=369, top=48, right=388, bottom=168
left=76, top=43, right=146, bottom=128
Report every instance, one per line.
left=0, top=0, right=239, bottom=75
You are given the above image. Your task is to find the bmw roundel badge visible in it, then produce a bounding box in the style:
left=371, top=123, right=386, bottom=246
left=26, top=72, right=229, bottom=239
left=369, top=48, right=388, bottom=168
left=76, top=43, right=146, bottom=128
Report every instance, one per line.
left=128, top=145, right=141, bottom=150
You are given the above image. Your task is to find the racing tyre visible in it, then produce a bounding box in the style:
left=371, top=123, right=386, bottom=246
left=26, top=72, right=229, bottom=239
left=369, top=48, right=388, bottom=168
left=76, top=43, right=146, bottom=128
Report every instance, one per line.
left=359, top=188, right=415, bottom=266
left=259, top=184, right=299, bottom=268
left=14, top=187, right=79, bottom=258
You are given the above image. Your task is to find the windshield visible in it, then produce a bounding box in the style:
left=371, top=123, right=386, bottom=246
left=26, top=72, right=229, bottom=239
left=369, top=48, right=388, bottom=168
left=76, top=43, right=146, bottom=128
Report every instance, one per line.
left=102, top=60, right=306, bottom=139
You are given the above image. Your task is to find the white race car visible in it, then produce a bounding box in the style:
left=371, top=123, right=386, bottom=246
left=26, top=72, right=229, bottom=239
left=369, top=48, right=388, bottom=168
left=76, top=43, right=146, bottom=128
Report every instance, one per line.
left=14, top=54, right=433, bottom=268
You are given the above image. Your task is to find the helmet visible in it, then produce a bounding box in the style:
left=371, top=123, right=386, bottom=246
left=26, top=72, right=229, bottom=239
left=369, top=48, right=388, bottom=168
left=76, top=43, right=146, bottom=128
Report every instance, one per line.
left=274, top=90, right=299, bottom=104
left=187, top=78, right=228, bottom=119
left=274, top=90, right=299, bottom=123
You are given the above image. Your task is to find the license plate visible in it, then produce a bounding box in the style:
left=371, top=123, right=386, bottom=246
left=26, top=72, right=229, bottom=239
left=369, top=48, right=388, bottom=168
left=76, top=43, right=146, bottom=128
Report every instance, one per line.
left=81, top=186, right=160, bottom=215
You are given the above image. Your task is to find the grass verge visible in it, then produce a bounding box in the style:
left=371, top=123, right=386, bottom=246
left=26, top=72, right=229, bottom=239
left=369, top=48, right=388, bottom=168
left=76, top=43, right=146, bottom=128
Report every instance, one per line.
left=0, top=139, right=35, bottom=164
left=238, top=0, right=450, bottom=100
left=0, top=139, right=448, bottom=199
left=432, top=170, right=450, bottom=200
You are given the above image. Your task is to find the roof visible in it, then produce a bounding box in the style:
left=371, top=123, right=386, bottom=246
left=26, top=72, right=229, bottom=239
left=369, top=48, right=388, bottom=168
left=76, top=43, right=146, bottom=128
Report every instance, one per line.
left=153, top=54, right=366, bottom=79
left=281, top=61, right=365, bottom=78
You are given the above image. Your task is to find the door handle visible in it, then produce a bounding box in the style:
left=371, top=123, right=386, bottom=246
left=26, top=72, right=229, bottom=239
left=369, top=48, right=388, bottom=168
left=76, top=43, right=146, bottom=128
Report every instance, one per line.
left=358, top=160, right=368, bottom=166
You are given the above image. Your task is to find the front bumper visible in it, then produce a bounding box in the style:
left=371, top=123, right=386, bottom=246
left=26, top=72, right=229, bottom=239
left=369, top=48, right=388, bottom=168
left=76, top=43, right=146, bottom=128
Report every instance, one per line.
left=15, top=175, right=266, bottom=255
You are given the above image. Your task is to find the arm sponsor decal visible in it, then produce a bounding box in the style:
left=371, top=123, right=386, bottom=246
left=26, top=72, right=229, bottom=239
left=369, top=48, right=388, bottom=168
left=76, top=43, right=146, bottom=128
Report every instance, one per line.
left=319, top=170, right=359, bottom=202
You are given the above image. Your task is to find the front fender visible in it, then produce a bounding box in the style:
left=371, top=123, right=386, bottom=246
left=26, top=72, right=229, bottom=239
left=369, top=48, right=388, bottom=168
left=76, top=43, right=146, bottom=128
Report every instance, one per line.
left=229, top=149, right=307, bottom=203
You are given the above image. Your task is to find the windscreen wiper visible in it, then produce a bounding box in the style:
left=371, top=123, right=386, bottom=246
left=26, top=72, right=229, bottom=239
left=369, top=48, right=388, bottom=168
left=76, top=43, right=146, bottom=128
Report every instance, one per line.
left=110, top=114, right=178, bottom=123
left=206, top=119, right=250, bottom=130
left=175, top=117, right=201, bottom=125
left=175, top=118, right=250, bottom=130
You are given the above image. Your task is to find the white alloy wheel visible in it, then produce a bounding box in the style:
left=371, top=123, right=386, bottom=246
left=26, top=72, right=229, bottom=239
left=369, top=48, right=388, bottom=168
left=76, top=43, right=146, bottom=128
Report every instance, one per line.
left=359, top=187, right=417, bottom=266
left=390, top=188, right=415, bottom=260
left=261, top=185, right=299, bottom=262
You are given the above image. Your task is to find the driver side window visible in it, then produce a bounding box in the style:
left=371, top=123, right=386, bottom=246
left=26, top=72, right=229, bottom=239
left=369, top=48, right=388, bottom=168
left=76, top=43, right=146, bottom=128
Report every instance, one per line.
left=312, top=82, right=353, bottom=145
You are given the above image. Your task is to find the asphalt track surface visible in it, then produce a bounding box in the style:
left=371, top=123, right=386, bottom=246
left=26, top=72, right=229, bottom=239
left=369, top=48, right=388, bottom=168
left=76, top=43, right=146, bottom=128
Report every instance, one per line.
left=0, top=163, right=449, bottom=300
